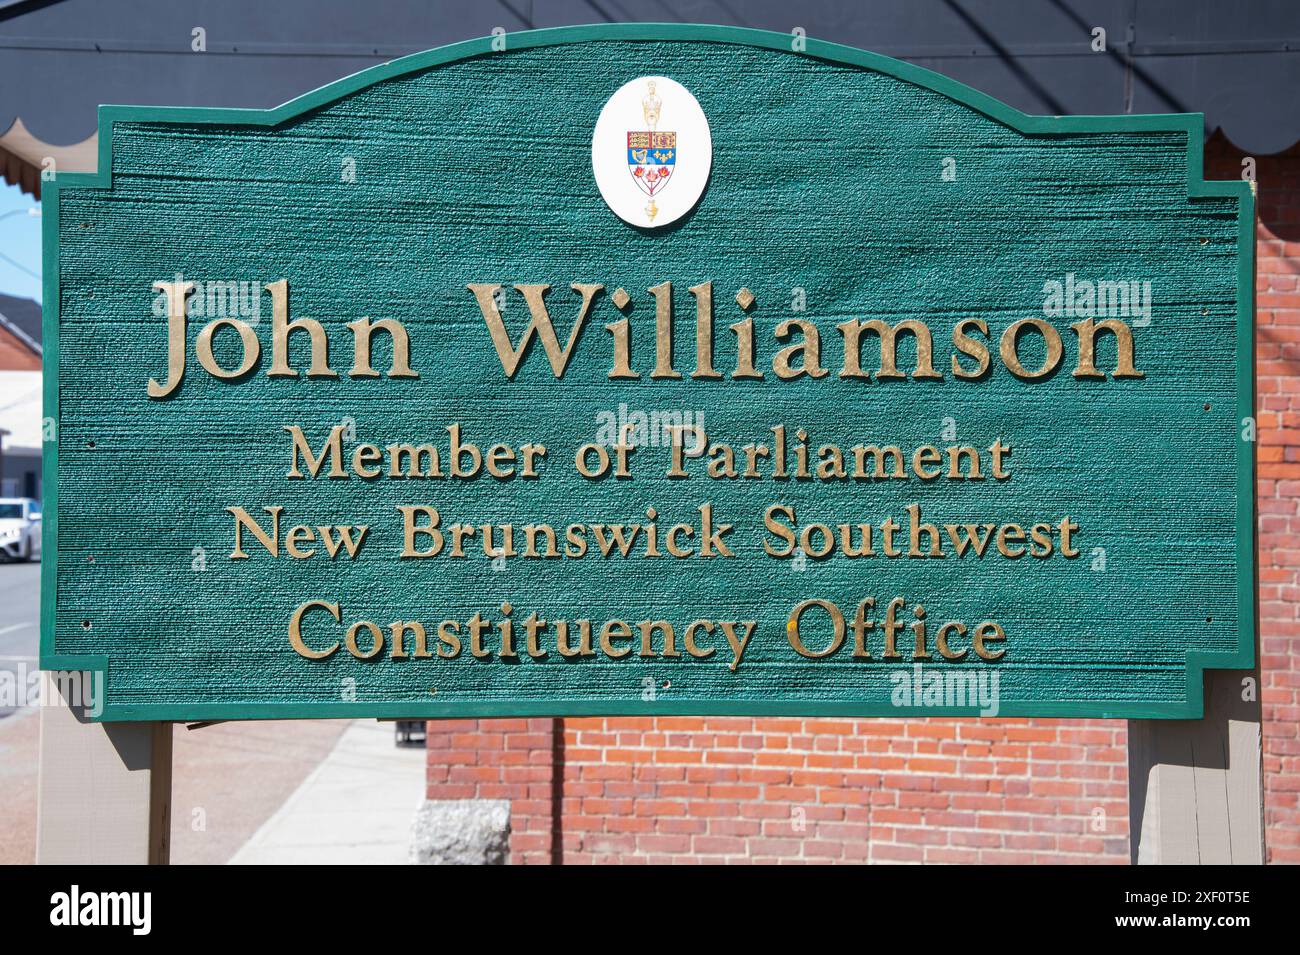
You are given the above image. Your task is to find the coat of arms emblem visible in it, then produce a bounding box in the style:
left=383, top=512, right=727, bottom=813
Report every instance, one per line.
left=592, top=75, right=711, bottom=229
left=626, top=81, right=676, bottom=223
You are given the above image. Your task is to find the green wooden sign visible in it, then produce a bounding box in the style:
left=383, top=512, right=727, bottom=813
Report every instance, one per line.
left=41, top=23, right=1255, bottom=721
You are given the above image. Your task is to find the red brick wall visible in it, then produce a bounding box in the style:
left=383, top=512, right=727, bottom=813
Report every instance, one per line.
left=425, top=718, right=563, bottom=864
left=426, top=717, right=1128, bottom=864
left=426, top=135, right=1298, bottom=864
left=1212, top=134, right=1300, bottom=866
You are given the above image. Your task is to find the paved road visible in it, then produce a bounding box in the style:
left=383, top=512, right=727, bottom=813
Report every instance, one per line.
left=0, top=562, right=40, bottom=719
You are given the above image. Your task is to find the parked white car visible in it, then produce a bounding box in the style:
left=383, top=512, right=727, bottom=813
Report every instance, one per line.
left=0, top=497, right=41, bottom=562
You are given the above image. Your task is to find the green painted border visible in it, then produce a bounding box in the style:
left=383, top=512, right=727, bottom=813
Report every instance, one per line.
left=39, top=22, right=1257, bottom=722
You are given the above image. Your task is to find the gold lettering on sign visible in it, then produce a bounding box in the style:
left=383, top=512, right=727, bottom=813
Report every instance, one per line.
left=1071, top=318, right=1145, bottom=379
left=839, top=319, right=943, bottom=381
left=145, top=277, right=1146, bottom=392
left=951, top=318, right=991, bottom=378
left=468, top=282, right=603, bottom=378
left=289, top=600, right=341, bottom=660
left=266, top=279, right=335, bottom=378
left=195, top=317, right=260, bottom=380
left=226, top=505, right=368, bottom=559
left=649, top=281, right=681, bottom=380
left=345, top=317, right=417, bottom=379
left=787, top=599, right=846, bottom=658
left=146, top=278, right=421, bottom=395
left=283, top=425, right=547, bottom=481
left=773, top=318, right=827, bottom=380
left=688, top=281, right=721, bottom=379
left=148, top=280, right=194, bottom=398
left=1000, top=318, right=1063, bottom=380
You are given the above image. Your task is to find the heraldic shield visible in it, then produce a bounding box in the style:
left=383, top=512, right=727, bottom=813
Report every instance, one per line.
left=627, top=130, right=676, bottom=198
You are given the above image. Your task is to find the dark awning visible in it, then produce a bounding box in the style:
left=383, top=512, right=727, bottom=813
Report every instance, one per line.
left=2, top=0, right=1297, bottom=177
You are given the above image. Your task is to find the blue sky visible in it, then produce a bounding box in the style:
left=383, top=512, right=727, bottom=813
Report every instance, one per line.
left=0, top=182, right=42, bottom=303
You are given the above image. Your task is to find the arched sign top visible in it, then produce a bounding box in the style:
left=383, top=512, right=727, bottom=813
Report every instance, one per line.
left=61, top=22, right=1234, bottom=199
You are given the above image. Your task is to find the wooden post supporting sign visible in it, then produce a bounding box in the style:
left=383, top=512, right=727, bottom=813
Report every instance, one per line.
left=36, top=672, right=171, bottom=865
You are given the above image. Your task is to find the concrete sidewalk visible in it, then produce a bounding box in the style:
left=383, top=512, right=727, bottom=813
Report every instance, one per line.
left=229, top=719, right=427, bottom=864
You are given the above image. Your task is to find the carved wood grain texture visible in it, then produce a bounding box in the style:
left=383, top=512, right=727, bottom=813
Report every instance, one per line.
left=47, top=36, right=1250, bottom=719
